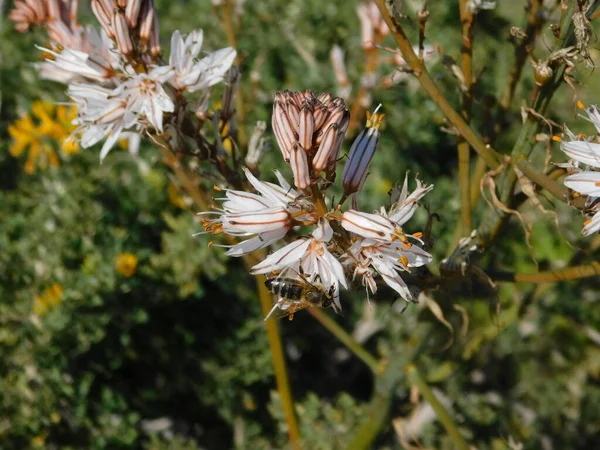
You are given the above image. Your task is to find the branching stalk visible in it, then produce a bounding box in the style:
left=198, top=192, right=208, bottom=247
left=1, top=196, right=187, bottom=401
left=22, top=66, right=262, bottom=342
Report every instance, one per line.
left=373, top=0, right=501, bottom=169
left=308, top=309, right=381, bottom=374
left=406, top=365, right=469, bottom=450
left=489, top=262, right=600, bottom=283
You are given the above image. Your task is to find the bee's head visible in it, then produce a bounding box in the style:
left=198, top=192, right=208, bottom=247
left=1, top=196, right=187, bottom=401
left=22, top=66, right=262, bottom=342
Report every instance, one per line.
left=306, top=289, right=323, bottom=304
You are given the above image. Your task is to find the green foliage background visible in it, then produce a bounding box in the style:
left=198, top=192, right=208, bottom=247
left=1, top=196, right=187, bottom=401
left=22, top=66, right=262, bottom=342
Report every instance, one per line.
left=1, top=0, right=599, bottom=448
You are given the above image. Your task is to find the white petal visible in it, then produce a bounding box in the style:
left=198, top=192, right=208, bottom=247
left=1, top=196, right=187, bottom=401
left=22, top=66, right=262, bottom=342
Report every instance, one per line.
left=321, top=248, right=348, bottom=289
left=388, top=180, right=434, bottom=226
left=583, top=211, right=600, bottom=236
left=341, top=210, right=395, bottom=241
left=560, top=140, right=600, bottom=168
left=99, top=126, right=123, bottom=161
left=250, top=239, right=311, bottom=274
left=222, top=207, right=290, bottom=234
left=564, top=171, right=600, bottom=196
left=225, top=228, right=287, bottom=257
left=371, top=257, right=412, bottom=300
left=312, top=218, right=334, bottom=242
left=169, top=30, right=184, bottom=69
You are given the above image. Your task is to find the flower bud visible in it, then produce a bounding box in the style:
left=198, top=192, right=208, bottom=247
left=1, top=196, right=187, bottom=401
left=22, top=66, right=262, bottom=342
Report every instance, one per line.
left=113, top=10, right=133, bottom=55
left=290, top=142, right=311, bottom=190
left=299, top=106, right=314, bottom=150
left=342, top=106, right=383, bottom=196
left=91, top=0, right=114, bottom=39
left=125, top=0, right=143, bottom=27
left=148, top=12, right=160, bottom=57
left=313, top=123, right=338, bottom=172
left=139, top=0, right=156, bottom=43
left=290, top=142, right=310, bottom=189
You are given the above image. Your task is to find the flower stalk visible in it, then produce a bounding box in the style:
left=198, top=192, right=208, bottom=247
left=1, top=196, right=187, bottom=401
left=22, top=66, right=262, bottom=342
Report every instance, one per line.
left=406, top=364, right=469, bottom=450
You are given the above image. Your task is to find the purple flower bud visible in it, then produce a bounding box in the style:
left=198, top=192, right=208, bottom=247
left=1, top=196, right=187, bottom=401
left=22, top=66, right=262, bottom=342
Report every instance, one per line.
left=342, top=106, right=384, bottom=196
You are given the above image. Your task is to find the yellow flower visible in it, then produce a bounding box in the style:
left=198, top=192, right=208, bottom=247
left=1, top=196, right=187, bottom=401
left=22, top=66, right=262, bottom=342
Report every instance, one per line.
left=33, top=283, right=63, bottom=316
left=31, top=435, right=46, bottom=447
left=8, top=101, right=78, bottom=173
left=116, top=253, right=138, bottom=277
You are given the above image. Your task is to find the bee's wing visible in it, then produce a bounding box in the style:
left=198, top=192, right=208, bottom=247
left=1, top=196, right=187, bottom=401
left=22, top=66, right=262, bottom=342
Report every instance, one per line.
left=273, top=265, right=302, bottom=281
left=264, top=297, right=311, bottom=320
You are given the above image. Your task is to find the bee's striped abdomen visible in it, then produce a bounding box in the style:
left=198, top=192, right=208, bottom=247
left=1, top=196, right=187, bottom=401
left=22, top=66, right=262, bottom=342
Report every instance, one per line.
left=265, top=278, right=304, bottom=300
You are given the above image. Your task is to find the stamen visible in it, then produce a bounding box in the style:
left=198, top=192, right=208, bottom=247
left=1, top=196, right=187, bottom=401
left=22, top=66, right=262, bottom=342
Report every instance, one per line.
left=399, top=255, right=409, bottom=267
left=401, top=241, right=412, bottom=249
left=551, top=135, right=562, bottom=142
left=573, top=192, right=581, bottom=198
left=577, top=100, right=585, bottom=110
left=584, top=218, right=592, bottom=226
left=213, top=184, right=223, bottom=191
left=412, top=231, right=423, bottom=239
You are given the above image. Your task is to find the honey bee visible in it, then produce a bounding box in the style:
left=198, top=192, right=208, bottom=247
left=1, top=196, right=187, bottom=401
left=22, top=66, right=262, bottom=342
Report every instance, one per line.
left=264, top=268, right=336, bottom=320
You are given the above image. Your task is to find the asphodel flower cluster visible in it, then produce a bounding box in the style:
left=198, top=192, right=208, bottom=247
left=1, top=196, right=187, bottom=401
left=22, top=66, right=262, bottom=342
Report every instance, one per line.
left=557, top=105, right=600, bottom=236
left=202, top=92, right=435, bottom=317
left=11, top=0, right=236, bottom=161
left=13, top=2, right=436, bottom=318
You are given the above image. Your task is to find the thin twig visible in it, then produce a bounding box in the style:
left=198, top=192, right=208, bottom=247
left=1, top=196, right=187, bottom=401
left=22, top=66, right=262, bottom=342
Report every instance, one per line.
left=499, top=0, right=544, bottom=112
left=457, top=0, right=475, bottom=234
left=406, top=364, right=469, bottom=450
left=308, top=309, right=381, bottom=374
left=488, top=262, right=600, bottom=283
left=373, top=0, right=501, bottom=169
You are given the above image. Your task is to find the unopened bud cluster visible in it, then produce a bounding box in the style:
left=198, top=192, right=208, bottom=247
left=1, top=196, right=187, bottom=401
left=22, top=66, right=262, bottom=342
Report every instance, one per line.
left=273, top=90, right=349, bottom=188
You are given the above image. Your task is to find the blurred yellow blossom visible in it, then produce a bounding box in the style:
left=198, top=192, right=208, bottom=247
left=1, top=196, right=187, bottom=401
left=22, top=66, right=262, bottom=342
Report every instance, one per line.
left=8, top=101, right=78, bottom=174
left=116, top=253, right=138, bottom=277
left=30, top=435, right=46, bottom=447
left=33, top=283, right=63, bottom=316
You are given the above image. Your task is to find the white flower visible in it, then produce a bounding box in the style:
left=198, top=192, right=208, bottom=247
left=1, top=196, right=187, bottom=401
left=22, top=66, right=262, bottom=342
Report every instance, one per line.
left=341, top=176, right=433, bottom=243
left=37, top=45, right=115, bottom=83
left=201, top=168, right=309, bottom=256
left=168, top=29, right=237, bottom=92
left=560, top=127, right=600, bottom=236
left=251, top=220, right=348, bottom=311
left=67, top=83, right=131, bottom=161
left=344, top=237, right=432, bottom=301
left=583, top=199, right=600, bottom=235
left=117, top=66, right=175, bottom=133
left=37, top=27, right=119, bottom=84
left=386, top=175, right=435, bottom=226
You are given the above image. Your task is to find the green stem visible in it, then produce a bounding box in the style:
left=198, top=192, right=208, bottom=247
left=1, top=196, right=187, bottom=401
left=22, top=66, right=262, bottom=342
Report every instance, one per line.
left=308, top=309, right=381, bottom=374
left=256, top=276, right=302, bottom=449
left=346, top=325, right=432, bottom=450
left=406, top=365, right=469, bottom=450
